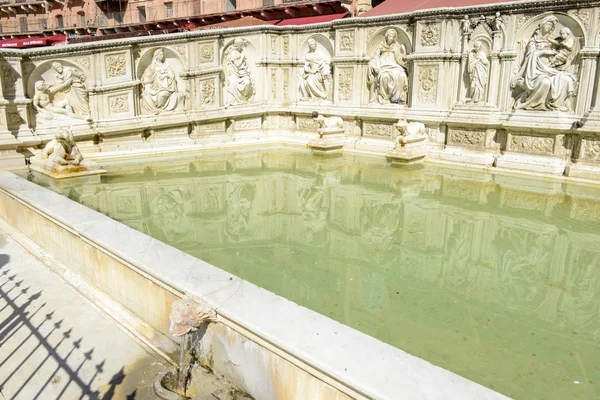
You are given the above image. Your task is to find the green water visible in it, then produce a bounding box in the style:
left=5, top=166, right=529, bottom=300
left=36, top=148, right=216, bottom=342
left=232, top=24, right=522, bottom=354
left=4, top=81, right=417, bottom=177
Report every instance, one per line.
left=29, top=148, right=600, bottom=399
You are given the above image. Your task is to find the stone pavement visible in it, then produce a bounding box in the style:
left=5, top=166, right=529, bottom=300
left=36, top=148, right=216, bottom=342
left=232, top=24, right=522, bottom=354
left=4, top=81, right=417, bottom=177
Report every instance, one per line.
left=0, top=224, right=168, bottom=400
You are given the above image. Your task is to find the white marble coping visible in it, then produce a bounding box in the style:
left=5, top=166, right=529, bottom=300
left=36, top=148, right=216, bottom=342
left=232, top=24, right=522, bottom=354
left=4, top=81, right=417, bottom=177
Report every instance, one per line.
left=0, top=170, right=510, bottom=400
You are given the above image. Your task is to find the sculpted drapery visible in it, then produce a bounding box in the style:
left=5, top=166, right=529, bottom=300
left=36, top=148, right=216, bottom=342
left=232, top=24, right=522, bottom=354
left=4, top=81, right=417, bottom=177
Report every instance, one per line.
left=298, top=39, right=331, bottom=101
left=467, top=41, right=489, bottom=103
left=141, top=49, right=184, bottom=114
left=367, top=29, right=409, bottom=104
left=512, top=16, right=577, bottom=112
left=224, top=39, right=255, bottom=107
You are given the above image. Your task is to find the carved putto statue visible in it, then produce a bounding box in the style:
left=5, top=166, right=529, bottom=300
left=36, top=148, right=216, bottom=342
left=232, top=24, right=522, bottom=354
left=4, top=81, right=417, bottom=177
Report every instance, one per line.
left=461, top=15, right=473, bottom=36
left=512, top=15, right=578, bottom=112
left=141, top=49, right=185, bottom=114
left=33, top=62, right=91, bottom=124
left=367, top=29, right=409, bottom=104
left=298, top=39, right=331, bottom=101
left=40, top=126, right=83, bottom=166
left=467, top=40, right=489, bottom=103
left=224, top=39, right=255, bottom=107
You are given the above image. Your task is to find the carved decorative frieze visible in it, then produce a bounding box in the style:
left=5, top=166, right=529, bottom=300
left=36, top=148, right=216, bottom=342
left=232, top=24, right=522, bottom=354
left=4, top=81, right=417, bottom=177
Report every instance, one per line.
left=449, top=129, right=486, bottom=147
left=567, top=9, right=591, bottom=30
left=417, top=65, right=438, bottom=104
left=270, top=36, right=278, bottom=55
left=366, top=28, right=379, bottom=43
left=200, top=79, right=215, bottom=106
left=195, top=121, right=225, bottom=135
left=338, top=68, right=353, bottom=101
left=420, top=23, right=440, bottom=46
left=1, top=65, right=17, bottom=93
left=198, top=43, right=214, bottom=63
left=173, top=45, right=187, bottom=60
left=270, top=68, right=277, bottom=100
left=282, top=69, right=289, bottom=99
left=106, top=54, right=127, bottom=78
left=582, top=138, right=600, bottom=161
left=363, top=122, right=394, bottom=138
left=509, top=135, right=554, bottom=154
left=108, top=94, right=129, bottom=114
left=515, top=14, right=534, bottom=32
left=297, top=116, right=319, bottom=130
left=283, top=36, right=289, bottom=56
left=235, top=117, right=261, bottom=130
left=73, top=57, right=90, bottom=72
left=339, top=31, right=354, bottom=51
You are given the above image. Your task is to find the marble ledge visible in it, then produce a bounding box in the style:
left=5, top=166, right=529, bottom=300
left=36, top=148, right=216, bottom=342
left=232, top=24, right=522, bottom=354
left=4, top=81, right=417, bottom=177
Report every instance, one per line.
left=0, top=170, right=509, bottom=400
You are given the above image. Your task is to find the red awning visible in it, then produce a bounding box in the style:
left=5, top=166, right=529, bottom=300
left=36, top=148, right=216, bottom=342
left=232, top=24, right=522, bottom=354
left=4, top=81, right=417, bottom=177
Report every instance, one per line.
left=0, top=34, right=66, bottom=48
left=276, top=12, right=348, bottom=26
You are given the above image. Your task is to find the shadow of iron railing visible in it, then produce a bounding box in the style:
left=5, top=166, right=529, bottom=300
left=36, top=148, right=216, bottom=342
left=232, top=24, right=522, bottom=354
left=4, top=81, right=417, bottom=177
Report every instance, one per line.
left=0, top=255, right=131, bottom=400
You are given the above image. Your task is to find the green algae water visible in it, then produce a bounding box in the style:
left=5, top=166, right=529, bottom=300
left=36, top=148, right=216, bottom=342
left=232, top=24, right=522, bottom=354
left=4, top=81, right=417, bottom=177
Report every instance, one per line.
left=29, top=148, right=600, bottom=399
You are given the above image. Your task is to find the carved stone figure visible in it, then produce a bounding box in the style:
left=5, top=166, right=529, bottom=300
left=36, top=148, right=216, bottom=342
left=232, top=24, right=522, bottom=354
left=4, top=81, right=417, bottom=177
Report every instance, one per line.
left=512, top=15, right=577, bottom=112
left=467, top=41, right=489, bottom=103
left=169, top=296, right=216, bottom=337
left=41, top=126, right=83, bottom=166
left=224, top=39, right=255, bottom=107
left=141, top=49, right=184, bottom=114
left=312, top=111, right=343, bottom=131
left=367, top=29, right=409, bottom=104
left=298, top=39, right=331, bottom=101
left=50, top=61, right=90, bottom=118
left=492, top=12, right=505, bottom=32
left=33, top=80, right=89, bottom=123
left=461, top=15, right=473, bottom=36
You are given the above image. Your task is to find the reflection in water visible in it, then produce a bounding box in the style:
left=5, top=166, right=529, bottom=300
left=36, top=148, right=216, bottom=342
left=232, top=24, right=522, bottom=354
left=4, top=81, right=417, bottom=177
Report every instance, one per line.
left=34, top=149, right=600, bottom=400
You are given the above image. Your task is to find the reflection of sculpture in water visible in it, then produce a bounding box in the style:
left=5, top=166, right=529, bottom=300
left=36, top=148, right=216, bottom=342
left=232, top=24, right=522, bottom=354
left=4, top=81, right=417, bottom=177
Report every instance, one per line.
left=467, top=40, right=489, bottom=103
left=557, top=251, right=600, bottom=339
left=367, top=29, right=409, bottom=104
left=141, top=49, right=184, bottom=114
left=299, top=185, right=329, bottom=243
left=512, top=16, right=577, bottom=112
left=495, top=230, right=548, bottom=311
left=226, top=183, right=255, bottom=239
left=148, top=190, right=190, bottom=242
left=360, top=203, right=400, bottom=250
left=298, top=39, right=331, bottom=101
left=224, top=39, right=255, bottom=107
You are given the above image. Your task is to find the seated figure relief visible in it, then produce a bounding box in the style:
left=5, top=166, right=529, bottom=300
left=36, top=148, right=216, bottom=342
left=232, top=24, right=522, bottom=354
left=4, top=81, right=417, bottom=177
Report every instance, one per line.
left=141, top=49, right=185, bottom=114
left=224, top=39, right=255, bottom=108
left=367, top=29, right=409, bottom=104
left=511, top=15, right=578, bottom=112
left=298, top=39, right=331, bottom=101
left=32, top=62, right=91, bottom=124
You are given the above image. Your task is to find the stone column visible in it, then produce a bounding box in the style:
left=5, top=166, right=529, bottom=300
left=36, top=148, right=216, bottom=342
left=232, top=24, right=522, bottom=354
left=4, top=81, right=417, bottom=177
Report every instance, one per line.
left=487, top=31, right=502, bottom=107
left=575, top=48, right=600, bottom=116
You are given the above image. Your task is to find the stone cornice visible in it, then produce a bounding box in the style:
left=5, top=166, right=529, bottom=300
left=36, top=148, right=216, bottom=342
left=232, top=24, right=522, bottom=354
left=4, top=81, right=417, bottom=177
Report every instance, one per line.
left=331, top=56, right=370, bottom=64
left=408, top=53, right=462, bottom=61
left=181, top=66, right=222, bottom=78
left=89, top=80, right=141, bottom=94
left=0, top=99, right=31, bottom=106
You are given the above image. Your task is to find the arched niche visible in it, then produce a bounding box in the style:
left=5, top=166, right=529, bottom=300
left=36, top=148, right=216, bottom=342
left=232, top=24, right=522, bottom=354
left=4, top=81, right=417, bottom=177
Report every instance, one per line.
left=300, top=34, right=333, bottom=58
left=136, top=47, right=184, bottom=79
left=515, top=12, right=586, bottom=54
left=221, top=38, right=258, bottom=107
left=26, top=60, right=88, bottom=99
left=367, top=26, right=412, bottom=56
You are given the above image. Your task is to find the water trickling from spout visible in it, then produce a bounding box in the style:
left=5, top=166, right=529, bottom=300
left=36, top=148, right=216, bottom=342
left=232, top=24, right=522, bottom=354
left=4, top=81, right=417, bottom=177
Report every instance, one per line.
left=177, top=333, right=191, bottom=395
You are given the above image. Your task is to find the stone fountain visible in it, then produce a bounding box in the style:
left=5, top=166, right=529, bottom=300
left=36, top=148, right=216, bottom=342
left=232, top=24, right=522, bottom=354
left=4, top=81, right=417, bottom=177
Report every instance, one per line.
left=155, top=296, right=253, bottom=400
left=386, top=118, right=428, bottom=165
left=29, top=126, right=106, bottom=179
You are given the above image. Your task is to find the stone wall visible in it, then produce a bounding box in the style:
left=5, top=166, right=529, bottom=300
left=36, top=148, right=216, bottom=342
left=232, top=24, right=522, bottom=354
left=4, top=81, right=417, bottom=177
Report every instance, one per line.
left=1, top=0, right=600, bottom=177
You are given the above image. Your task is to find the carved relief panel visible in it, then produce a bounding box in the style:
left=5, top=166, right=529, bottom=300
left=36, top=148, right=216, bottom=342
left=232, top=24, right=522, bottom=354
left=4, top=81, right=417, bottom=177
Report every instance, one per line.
left=511, top=14, right=585, bottom=112
left=415, top=65, right=438, bottom=105
left=198, top=41, right=216, bottom=65
left=298, top=35, right=333, bottom=102
left=199, top=78, right=217, bottom=107
left=337, top=30, right=355, bottom=53
left=137, top=48, right=185, bottom=114
left=337, top=67, right=354, bottom=102
left=104, top=52, right=129, bottom=81
left=507, top=134, right=555, bottom=155
left=107, top=92, right=132, bottom=116
left=448, top=128, right=486, bottom=148
left=419, top=23, right=441, bottom=48
left=362, top=121, right=394, bottom=139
